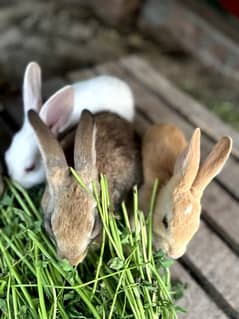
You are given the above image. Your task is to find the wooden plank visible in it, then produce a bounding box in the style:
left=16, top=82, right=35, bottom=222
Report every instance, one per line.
left=66, top=69, right=96, bottom=83
left=120, top=55, right=239, bottom=160
left=171, top=263, right=228, bottom=319
left=202, top=183, right=239, bottom=254
left=182, top=0, right=239, bottom=45
left=96, top=61, right=239, bottom=202
left=183, top=220, right=239, bottom=317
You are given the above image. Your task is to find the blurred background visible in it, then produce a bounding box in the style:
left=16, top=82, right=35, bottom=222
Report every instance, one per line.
left=0, top=0, right=239, bottom=131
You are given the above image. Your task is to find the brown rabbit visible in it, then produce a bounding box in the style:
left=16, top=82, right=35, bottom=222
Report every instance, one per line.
left=139, top=124, right=232, bottom=259
left=28, top=109, right=141, bottom=265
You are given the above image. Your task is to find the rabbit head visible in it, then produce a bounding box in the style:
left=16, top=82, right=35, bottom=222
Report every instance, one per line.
left=28, top=110, right=101, bottom=265
left=5, top=62, right=74, bottom=188
left=153, top=128, right=232, bottom=259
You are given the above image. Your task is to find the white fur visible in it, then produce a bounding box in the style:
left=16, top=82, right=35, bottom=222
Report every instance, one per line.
left=184, top=203, right=193, bottom=215
left=5, top=122, right=45, bottom=188
left=5, top=64, right=135, bottom=189
left=63, top=75, right=134, bottom=131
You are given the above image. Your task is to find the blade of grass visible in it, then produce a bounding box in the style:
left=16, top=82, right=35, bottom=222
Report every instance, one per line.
left=12, top=286, right=18, bottom=319
left=147, top=179, right=158, bottom=263
left=35, top=245, right=48, bottom=319
left=6, top=277, right=12, bottom=319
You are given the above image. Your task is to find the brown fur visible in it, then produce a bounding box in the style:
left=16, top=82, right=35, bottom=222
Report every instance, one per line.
left=139, top=124, right=187, bottom=214
left=95, top=113, right=142, bottom=206
left=29, top=110, right=142, bottom=265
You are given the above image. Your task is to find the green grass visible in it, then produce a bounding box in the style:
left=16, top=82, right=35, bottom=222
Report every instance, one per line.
left=0, top=174, right=184, bottom=318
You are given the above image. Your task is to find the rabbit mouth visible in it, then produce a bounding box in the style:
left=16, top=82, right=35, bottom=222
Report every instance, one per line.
left=58, top=250, right=88, bottom=266
left=167, top=246, right=186, bottom=259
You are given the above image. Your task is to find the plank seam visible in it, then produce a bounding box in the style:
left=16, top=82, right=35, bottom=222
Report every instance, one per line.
left=179, top=256, right=239, bottom=319
left=202, top=209, right=239, bottom=257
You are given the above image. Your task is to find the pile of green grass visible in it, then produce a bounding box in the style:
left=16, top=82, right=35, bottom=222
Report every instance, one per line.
left=0, top=174, right=184, bottom=318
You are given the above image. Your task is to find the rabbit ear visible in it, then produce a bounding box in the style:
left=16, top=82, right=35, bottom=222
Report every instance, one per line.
left=192, top=136, right=232, bottom=195
left=74, top=110, right=97, bottom=182
left=174, top=128, right=201, bottom=192
left=23, top=62, right=42, bottom=115
left=28, top=110, right=68, bottom=183
left=40, top=85, right=74, bottom=135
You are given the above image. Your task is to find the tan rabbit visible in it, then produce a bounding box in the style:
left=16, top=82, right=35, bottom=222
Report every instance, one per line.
left=28, top=109, right=141, bottom=265
left=139, top=124, right=187, bottom=214
left=139, top=124, right=232, bottom=259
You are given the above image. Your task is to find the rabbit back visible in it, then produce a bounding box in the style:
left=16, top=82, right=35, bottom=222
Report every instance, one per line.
left=95, top=112, right=142, bottom=206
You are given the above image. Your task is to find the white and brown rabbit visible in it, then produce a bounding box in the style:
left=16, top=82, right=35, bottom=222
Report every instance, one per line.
left=28, top=109, right=141, bottom=265
left=139, top=124, right=232, bottom=259
left=5, top=62, right=135, bottom=188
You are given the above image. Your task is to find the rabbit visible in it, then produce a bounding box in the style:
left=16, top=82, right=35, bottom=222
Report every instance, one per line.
left=139, top=124, right=188, bottom=215
left=28, top=109, right=141, bottom=265
left=5, top=61, right=135, bottom=189
left=139, top=124, right=232, bottom=259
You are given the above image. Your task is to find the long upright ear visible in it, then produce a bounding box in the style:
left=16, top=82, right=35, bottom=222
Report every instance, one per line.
left=28, top=110, right=68, bottom=183
left=74, top=110, right=97, bottom=182
left=192, top=136, right=232, bottom=195
left=40, top=85, right=74, bottom=135
left=23, top=62, right=42, bottom=115
left=174, top=128, right=201, bottom=192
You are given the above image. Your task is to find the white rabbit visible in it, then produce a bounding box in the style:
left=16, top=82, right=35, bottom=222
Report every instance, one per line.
left=5, top=62, right=135, bottom=188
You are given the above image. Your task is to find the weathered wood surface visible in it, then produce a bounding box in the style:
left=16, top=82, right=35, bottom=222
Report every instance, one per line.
left=1, top=56, right=239, bottom=319
left=120, top=56, right=239, bottom=160
left=171, top=263, right=228, bottom=319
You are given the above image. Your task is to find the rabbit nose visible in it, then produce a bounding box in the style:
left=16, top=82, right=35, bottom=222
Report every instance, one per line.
left=168, top=247, right=186, bottom=259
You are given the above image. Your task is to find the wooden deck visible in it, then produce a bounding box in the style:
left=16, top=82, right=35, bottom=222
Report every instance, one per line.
left=1, top=56, right=239, bottom=319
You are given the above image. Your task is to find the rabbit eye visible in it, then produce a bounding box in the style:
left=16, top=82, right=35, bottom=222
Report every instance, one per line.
left=25, top=163, right=36, bottom=172
left=162, top=216, right=169, bottom=229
